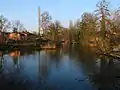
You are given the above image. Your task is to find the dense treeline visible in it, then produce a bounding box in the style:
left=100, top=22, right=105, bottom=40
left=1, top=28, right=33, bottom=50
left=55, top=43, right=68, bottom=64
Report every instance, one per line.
left=43, top=0, right=120, bottom=58
left=65, top=0, right=120, bottom=57
left=0, top=0, right=120, bottom=57
left=40, top=0, right=120, bottom=46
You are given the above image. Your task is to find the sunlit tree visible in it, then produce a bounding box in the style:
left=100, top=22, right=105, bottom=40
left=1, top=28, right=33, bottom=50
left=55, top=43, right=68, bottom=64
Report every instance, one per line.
left=79, top=12, right=97, bottom=45
left=48, top=20, right=62, bottom=41
left=95, top=0, right=111, bottom=38
left=41, top=11, right=52, bottom=35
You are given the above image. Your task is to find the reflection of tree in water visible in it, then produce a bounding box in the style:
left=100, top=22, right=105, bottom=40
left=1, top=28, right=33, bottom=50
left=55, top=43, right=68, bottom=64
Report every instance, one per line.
left=67, top=46, right=120, bottom=89
left=40, top=61, right=49, bottom=80
left=8, top=48, right=36, bottom=57
left=62, top=43, right=70, bottom=55
left=68, top=46, right=98, bottom=74
left=0, top=52, right=4, bottom=73
left=12, top=56, right=19, bottom=66
left=20, top=48, right=35, bottom=56
left=9, top=50, right=20, bottom=69
left=38, top=49, right=62, bottom=81
left=89, top=56, right=120, bottom=90
left=46, top=49, right=62, bottom=69
left=38, top=50, right=49, bottom=82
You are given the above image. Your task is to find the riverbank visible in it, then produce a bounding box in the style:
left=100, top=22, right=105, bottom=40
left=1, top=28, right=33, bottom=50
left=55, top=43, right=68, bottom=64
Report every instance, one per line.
left=0, top=43, right=41, bottom=52
left=0, top=41, right=62, bottom=52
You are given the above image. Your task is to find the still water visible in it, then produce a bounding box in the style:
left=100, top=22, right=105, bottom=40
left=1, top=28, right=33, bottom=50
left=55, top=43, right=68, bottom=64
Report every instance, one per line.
left=0, top=46, right=120, bottom=90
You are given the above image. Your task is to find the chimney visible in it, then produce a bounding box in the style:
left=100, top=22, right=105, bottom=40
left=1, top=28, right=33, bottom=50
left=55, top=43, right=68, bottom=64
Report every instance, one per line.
left=38, top=7, right=40, bottom=35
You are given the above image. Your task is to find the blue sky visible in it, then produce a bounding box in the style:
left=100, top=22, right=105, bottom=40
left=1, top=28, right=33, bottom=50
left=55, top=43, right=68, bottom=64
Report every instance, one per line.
left=0, top=0, right=120, bottom=32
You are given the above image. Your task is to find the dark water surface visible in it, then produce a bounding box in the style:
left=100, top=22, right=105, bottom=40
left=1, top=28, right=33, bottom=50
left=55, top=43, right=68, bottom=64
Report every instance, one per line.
left=0, top=46, right=120, bottom=90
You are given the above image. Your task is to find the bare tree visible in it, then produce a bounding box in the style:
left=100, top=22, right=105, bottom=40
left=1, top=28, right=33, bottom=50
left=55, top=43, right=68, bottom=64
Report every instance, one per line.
left=11, top=20, right=24, bottom=32
left=0, top=15, right=11, bottom=32
left=41, top=11, right=52, bottom=35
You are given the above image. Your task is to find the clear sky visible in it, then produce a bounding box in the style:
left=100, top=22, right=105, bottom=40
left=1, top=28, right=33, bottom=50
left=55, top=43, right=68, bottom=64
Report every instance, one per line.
left=0, top=0, right=120, bottom=32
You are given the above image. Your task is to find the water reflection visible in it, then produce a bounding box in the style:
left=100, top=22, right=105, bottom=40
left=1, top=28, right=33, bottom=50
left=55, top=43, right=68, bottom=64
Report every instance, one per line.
left=9, top=50, right=20, bottom=69
left=89, top=56, right=120, bottom=90
left=0, top=47, right=119, bottom=90
left=0, top=52, right=4, bottom=73
left=38, top=50, right=50, bottom=81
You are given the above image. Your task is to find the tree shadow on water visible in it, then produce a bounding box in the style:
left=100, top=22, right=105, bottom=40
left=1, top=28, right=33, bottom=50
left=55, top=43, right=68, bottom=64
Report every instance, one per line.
left=90, top=56, right=120, bottom=90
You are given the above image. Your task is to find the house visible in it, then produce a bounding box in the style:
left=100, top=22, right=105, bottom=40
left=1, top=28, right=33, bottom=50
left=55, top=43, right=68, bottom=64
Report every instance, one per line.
left=8, top=32, right=20, bottom=41
left=40, top=27, right=44, bottom=35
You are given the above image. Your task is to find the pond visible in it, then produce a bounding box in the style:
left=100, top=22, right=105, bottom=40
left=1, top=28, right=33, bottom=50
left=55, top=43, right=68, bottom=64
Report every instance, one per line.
left=0, top=46, right=120, bottom=90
